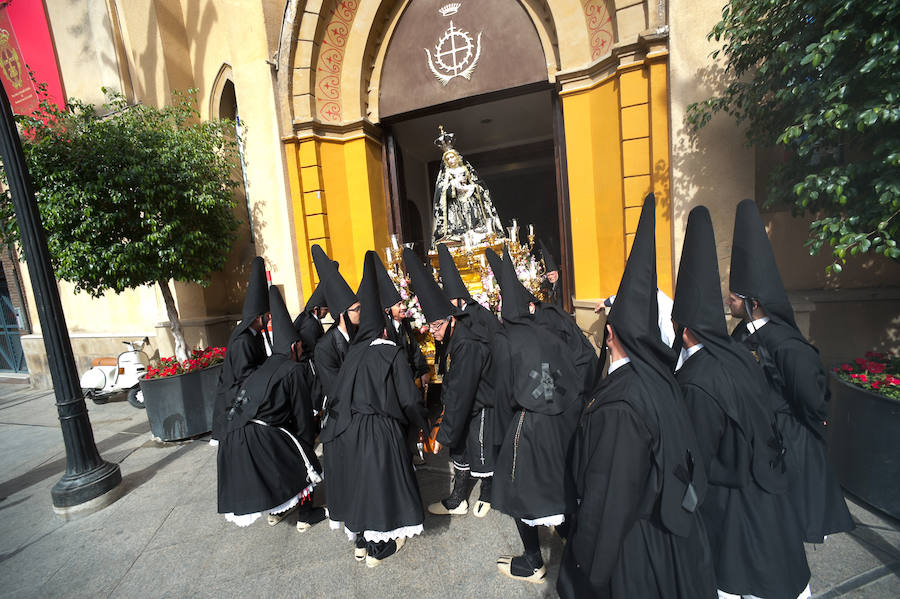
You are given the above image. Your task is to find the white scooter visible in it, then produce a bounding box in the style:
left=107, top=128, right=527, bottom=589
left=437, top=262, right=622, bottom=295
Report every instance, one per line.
left=79, top=337, right=151, bottom=409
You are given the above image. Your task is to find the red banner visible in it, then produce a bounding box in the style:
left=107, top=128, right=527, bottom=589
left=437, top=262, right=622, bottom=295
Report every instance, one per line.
left=0, top=1, right=64, bottom=116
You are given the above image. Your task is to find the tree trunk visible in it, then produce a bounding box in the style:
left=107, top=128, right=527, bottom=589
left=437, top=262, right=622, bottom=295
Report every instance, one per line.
left=158, top=280, right=188, bottom=362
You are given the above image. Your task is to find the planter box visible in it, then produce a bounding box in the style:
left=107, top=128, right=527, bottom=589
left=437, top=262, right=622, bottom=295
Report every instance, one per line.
left=139, top=364, right=222, bottom=442
left=828, top=372, right=900, bottom=520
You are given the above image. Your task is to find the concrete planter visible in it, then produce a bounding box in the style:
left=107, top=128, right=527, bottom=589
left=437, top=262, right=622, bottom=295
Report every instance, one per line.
left=827, top=372, right=900, bottom=520
left=139, top=364, right=222, bottom=442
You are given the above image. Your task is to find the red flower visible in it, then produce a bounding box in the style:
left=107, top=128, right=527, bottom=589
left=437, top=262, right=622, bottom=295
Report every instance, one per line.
left=867, top=362, right=886, bottom=374
left=841, top=363, right=853, bottom=372
left=855, top=357, right=867, bottom=365
left=859, top=374, right=868, bottom=383
left=850, top=373, right=860, bottom=379
left=871, top=381, right=881, bottom=390
left=865, top=351, right=885, bottom=360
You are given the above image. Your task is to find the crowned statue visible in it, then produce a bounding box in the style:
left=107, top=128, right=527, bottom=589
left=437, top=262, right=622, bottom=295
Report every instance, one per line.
left=430, top=126, right=503, bottom=249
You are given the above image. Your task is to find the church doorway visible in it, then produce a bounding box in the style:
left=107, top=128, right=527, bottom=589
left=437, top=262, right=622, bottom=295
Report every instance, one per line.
left=382, top=85, right=572, bottom=309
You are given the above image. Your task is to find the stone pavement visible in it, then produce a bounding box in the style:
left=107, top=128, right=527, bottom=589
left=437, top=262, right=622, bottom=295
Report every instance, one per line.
left=0, top=383, right=898, bottom=599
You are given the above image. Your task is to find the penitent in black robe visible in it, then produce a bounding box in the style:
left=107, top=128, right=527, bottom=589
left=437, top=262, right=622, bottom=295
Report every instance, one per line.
left=558, top=363, right=717, bottom=599
left=736, top=320, right=853, bottom=542
left=320, top=339, right=428, bottom=539
left=436, top=317, right=496, bottom=476
left=211, top=327, right=267, bottom=441
left=490, top=318, right=581, bottom=523
left=320, top=339, right=427, bottom=542
left=678, top=348, right=810, bottom=598
left=217, top=355, right=321, bottom=525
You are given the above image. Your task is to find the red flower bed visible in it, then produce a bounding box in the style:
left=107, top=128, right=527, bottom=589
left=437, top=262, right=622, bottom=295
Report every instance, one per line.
left=144, top=347, right=226, bottom=380
left=833, top=351, right=900, bottom=401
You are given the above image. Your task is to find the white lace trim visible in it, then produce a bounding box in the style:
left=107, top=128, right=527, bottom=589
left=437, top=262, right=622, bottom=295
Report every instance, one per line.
left=363, top=523, right=423, bottom=543
left=520, top=513, right=565, bottom=527
left=471, top=471, right=493, bottom=478
left=222, top=484, right=315, bottom=528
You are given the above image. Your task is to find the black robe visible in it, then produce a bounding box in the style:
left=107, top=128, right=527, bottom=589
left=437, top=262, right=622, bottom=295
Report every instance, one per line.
left=436, top=318, right=496, bottom=476
left=294, top=311, right=325, bottom=358
left=217, top=355, right=321, bottom=518
left=463, top=300, right=500, bottom=339
left=735, top=320, right=853, bottom=542
left=491, top=319, right=581, bottom=522
left=557, top=364, right=717, bottom=599
left=211, top=327, right=267, bottom=441
left=392, top=318, right=429, bottom=380
left=320, top=340, right=428, bottom=536
left=677, top=349, right=810, bottom=598
left=535, top=303, right=598, bottom=399
left=314, top=324, right=349, bottom=402
left=540, top=278, right=562, bottom=307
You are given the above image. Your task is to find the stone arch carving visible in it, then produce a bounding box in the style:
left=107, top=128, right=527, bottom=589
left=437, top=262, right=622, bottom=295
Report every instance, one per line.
left=278, top=0, right=652, bottom=129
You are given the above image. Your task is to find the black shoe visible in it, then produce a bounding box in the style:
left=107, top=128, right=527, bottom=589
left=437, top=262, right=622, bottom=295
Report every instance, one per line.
left=497, top=552, right=546, bottom=584
left=427, top=467, right=470, bottom=515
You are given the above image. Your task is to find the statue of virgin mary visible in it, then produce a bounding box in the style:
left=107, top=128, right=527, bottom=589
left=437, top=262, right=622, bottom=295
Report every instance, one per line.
left=430, top=127, right=503, bottom=248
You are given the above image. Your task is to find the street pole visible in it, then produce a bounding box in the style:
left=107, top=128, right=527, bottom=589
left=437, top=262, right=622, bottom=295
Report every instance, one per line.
left=0, top=86, right=121, bottom=515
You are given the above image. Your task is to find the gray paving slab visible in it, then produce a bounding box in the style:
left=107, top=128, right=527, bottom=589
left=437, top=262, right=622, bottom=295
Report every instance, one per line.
left=0, top=383, right=898, bottom=598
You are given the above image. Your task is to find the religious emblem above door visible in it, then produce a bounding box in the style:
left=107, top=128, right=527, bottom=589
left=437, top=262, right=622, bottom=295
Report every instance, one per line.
left=379, top=0, right=548, bottom=118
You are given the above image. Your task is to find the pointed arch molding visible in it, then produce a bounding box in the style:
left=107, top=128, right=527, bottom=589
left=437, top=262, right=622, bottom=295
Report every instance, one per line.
left=279, top=0, right=662, bottom=131
left=209, top=63, right=234, bottom=121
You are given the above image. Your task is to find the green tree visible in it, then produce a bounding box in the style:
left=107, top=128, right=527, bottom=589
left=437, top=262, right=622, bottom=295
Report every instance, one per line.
left=687, top=0, right=900, bottom=271
left=1, top=88, right=240, bottom=360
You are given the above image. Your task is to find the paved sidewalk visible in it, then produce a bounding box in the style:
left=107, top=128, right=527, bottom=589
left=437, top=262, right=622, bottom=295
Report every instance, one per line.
left=0, top=383, right=898, bottom=598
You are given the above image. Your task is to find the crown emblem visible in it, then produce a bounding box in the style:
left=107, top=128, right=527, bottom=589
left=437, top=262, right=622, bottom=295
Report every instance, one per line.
left=439, top=3, right=461, bottom=17
left=0, top=29, right=9, bottom=46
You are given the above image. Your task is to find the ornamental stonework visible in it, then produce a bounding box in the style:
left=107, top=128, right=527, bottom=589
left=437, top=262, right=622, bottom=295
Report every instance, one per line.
left=315, top=0, right=361, bottom=123
left=581, top=0, right=614, bottom=60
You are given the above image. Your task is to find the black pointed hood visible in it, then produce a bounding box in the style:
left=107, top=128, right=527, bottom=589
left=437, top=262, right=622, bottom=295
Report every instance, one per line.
left=673, top=207, right=728, bottom=340
left=373, top=253, right=402, bottom=310
left=497, top=245, right=535, bottom=322
left=438, top=243, right=471, bottom=300
left=403, top=248, right=456, bottom=323
left=674, top=206, right=789, bottom=493
left=311, top=244, right=357, bottom=315
left=606, top=193, right=708, bottom=538
left=354, top=251, right=387, bottom=345
left=242, top=257, right=269, bottom=323
left=304, top=282, right=326, bottom=312
left=484, top=247, right=503, bottom=288
left=607, top=195, right=675, bottom=377
left=538, top=239, right=558, bottom=273
left=729, top=199, right=797, bottom=329
left=269, top=285, right=300, bottom=355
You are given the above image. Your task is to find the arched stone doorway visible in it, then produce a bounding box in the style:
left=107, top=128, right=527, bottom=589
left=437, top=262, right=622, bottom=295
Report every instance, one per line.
left=277, top=0, right=672, bottom=315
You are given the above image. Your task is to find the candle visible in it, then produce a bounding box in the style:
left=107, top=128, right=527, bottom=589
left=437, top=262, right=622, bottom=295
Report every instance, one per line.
left=391, top=234, right=399, bottom=250
left=479, top=254, right=486, bottom=268
left=385, top=247, right=393, bottom=263
left=529, top=224, right=534, bottom=238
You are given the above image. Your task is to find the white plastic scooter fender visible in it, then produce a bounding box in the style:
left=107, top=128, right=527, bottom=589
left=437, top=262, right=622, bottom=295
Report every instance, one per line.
left=79, top=367, right=110, bottom=391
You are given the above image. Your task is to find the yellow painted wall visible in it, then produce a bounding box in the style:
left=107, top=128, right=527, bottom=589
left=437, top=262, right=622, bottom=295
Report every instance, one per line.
left=561, top=53, right=673, bottom=301
left=286, top=134, right=389, bottom=301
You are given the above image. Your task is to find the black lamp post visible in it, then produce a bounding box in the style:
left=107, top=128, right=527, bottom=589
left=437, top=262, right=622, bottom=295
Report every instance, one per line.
left=0, top=86, right=121, bottom=513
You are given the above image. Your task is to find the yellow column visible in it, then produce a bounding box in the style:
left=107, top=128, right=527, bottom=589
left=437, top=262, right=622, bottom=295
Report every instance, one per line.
left=649, top=53, right=673, bottom=296
left=562, top=77, right=624, bottom=300
left=285, top=131, right=389, bottom=299
left=561, top=54, right=673, bottom=301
